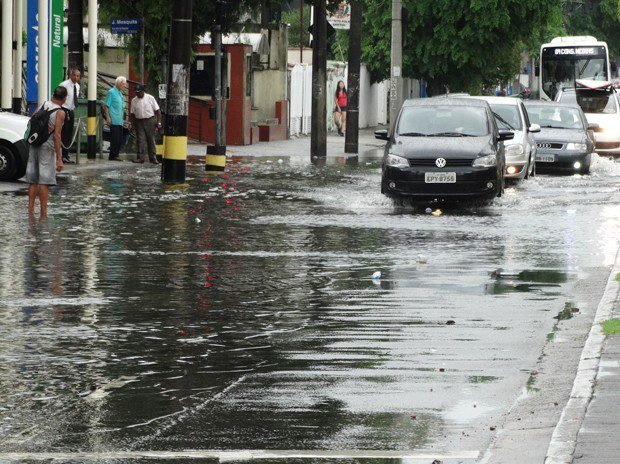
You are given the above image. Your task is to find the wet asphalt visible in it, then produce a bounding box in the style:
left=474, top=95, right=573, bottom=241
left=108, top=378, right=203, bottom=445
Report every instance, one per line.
left=0, top=151, right=618, bottom=463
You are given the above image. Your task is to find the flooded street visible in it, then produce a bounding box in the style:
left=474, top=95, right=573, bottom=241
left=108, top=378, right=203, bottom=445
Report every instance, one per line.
left=0, top=151, right=619, bottom=463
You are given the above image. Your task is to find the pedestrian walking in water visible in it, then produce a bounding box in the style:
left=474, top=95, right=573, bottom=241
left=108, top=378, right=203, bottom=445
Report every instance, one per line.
left=58, top=68, right=81, bottom=164
left=333, top=80, right=348, bottom=136
left=103, top=76, right=128, bottom=161
left=130, top=84, right=162, bottom=164
left=26, top=86, right=67, bottom=219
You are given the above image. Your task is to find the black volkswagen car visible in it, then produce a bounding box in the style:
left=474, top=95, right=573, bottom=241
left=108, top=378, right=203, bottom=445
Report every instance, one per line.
left=523, top=100, right=597, bottom=174
left=375, top=98, right=513, bottom=202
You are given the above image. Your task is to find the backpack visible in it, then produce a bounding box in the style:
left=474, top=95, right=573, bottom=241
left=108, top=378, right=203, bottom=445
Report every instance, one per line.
left=24, top=103, right=60, bottom=147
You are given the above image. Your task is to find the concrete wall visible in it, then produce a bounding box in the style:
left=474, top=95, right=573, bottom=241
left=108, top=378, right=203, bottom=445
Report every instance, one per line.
left=252, top=69, right=288, bottom=121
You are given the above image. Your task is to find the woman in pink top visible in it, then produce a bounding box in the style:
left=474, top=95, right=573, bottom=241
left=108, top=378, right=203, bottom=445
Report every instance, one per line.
left=333, top=81, right=347, bottom=136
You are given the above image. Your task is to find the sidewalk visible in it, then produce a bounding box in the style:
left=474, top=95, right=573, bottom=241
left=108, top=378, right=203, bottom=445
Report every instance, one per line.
left=545, top=251, right=620, bottom=464
left=187, top=126, right=387, bottom=159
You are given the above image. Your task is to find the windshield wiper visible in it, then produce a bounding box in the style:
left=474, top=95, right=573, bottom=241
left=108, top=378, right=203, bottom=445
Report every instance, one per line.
left=540, top=125, right=568, bottom=129
left=492, top=111, right=515, bottom=130
left=428, top=131, right=476, bottom=137
left=398, top=132, right=426, bottom=137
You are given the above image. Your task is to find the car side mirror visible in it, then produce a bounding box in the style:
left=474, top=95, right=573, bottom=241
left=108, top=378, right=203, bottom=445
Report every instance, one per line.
left=587, top=122, right=601, bottom=132
left=528, top=124, right=541, bottom=133
left=498, top=130, right=514, bottom=141
left=374, top=129, right=389, bottom=141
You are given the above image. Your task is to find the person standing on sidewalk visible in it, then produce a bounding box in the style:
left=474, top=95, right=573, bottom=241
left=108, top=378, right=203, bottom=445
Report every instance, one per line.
left=333, top=80, right=348, bottom=137
left=26, top=86, right=67, bottom=219
left=129, top=84, right=162, bottom=164
left=58, top=69, right=81, bottom=164
left=103, top=76, right=128, bottom=161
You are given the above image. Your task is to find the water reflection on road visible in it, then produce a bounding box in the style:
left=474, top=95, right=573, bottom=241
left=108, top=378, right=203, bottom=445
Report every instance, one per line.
left=0, top=152, right=618, bottom=462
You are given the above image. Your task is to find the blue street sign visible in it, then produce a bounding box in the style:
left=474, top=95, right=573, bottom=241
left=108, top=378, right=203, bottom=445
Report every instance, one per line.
left=111, top=18, right=142, bottom=34
left=26, top=0, right=38, bottom=112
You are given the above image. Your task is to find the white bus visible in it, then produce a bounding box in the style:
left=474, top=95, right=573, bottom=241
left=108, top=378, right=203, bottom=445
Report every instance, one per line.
left=539, top=36, right=610, bottom=101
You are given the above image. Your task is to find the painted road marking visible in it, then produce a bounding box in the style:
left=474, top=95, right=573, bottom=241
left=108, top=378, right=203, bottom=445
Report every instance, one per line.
left=0, top=450, right=480, bottom=461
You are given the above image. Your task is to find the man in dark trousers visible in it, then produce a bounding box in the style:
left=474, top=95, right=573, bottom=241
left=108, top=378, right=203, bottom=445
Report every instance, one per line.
left=130, top=84, right=162, bottom=164
left=58, top=68, right=81, bottom=164
left=103, top=76, right=128, bottom=161
left=25, top=86, right=67, bottom=219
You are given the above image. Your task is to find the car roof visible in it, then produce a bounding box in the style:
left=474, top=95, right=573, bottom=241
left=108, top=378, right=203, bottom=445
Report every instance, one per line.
left=402, top=97, right=489, bottom=108
left=460, top=95, right=520, bottom=106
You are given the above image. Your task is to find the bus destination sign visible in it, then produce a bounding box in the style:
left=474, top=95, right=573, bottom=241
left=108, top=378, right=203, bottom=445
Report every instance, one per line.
left=543, top=46, right=605, bottom=58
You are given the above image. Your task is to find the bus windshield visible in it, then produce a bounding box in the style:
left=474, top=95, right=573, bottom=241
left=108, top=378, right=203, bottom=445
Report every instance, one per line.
left=540, top=44, right=609, bottom=100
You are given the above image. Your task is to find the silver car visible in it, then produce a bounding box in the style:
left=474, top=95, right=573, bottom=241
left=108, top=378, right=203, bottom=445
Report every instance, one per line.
left=462, top=96, right=540, bottom=179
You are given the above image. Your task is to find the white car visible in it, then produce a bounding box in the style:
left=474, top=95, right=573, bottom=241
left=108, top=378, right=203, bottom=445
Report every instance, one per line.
left=0, top=111, right=30, bottom=181
left=555, top=81, right=620, bottom=157
left=461, top=96, right=540, bottom=179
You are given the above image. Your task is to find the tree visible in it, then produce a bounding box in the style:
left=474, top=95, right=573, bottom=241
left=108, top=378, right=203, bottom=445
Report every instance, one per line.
left=563, top=0, right=620, bottom=57
left=98, top=0, right=290, bottom=91
left=359, top=0, right=562, bottom=94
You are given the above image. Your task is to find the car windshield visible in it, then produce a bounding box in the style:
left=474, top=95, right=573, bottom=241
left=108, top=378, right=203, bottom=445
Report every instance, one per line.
left=525, top=105, right=585, bottom=130
left=489, top=104, right=522, bottom=130
left=397, top=106, right=489, bottom=136
left=558, top=89, right=618, bottom=114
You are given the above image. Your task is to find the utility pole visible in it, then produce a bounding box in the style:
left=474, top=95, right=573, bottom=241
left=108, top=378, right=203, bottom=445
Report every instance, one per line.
left=162, top=0, right=192, bottom=183
left=389, top=0, right=402, bottom=135
left=310, top=0, right=327, bottom=161
left=299, top=0, right=303, bottom=62
left=67, top=0, right=84, bottom=73
left=38, top=0, right=48, bottom=106
left=2, top=0, right=14, bottom=111
left=345, top=1, right=362, bottom=154
left=12, top=0, right=24, bottom=114
left=206, top=0, right=226, bottom=173
left=87, top=0, right=97, bottom=158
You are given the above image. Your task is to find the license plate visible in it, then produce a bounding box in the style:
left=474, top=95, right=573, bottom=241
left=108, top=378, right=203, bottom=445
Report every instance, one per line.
left=425, top=172, right=456, bottom=183
left=536, top=155, right=555, bottom=163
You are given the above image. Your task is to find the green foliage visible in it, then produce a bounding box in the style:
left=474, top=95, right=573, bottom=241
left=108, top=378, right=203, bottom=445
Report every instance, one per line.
left=564, top=0, right=620, bottom=57
left=602, top=318, right=620, bottom=335
left=98, top=0, right=290, bottom=92
left=359, top=0, right=561, bottom=93
left=282, top=4, right=311, bottom=47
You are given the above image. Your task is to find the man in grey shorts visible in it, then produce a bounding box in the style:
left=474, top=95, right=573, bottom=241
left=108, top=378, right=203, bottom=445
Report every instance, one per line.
left=26, top=86, right=67, bottom=219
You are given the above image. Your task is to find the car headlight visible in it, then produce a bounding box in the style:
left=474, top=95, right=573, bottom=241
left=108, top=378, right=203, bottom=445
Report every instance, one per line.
left=472, top=154, right=497, bottom=168
left=566, top=142, right=587, bottom=151
left=385, top=153, right=409, bottom=168
left=505, top=144, right=524, bottom=156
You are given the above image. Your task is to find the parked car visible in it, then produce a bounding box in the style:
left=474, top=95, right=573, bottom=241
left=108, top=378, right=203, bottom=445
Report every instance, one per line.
left=461, top=96, right=540, bottom=180
left=0, top=111, right=29, bottom=182
left=524, top=100, right=596, bottom=174
left=555, top=81, right=620, bottom=157
left=375, top=98, right=513, bottom=202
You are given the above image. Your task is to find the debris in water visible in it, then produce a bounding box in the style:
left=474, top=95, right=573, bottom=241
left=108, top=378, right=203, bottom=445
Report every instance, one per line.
left=410, top=414, right=417, bottom=420
left=571, top=307, right=580, bottom=313
left=278, top=159, right=283, bottom=164
left=490, top=426, right=496, bottom=431
left=371, top=271, right=381, bottom=280
left=425, top=207, right=432, bottom=214
left=78, top=385, right=97, bottom=397
left=432, top=460, right=444, bottom=464
left=432, top=209, right=442, bottom=216
left=446, top=320, right=455, bottom=325
left=417, top=254, right=428, bottom=264
left=439, top=368, right=445, bottom=372
left=195, top=218, right=201, bottom=223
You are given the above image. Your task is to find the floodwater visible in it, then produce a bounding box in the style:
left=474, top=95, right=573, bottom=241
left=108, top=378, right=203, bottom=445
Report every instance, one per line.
left=0, top=152, right=619, bottom=463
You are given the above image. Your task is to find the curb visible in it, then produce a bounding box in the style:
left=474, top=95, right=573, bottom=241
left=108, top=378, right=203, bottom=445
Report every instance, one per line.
left=544, top=247, right=620, bottom=464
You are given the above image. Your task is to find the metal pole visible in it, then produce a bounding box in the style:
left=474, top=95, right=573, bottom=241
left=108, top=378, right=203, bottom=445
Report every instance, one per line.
left=87, top=0, right=97, bottom=158
left=345, top=1, right=362, bottom=154
left=389, top=0, right=402, bottom=135
left=310, top=0, right=327, bottom=161
left=206, top=3, right=226, bottom=173
left=12, top=0, right=23, bottom=113
left=37, top=0, right=48, bottom=106
left=156, top=54, right=167, bottom=163
left=162, top=0, right=192, bottom=183
left=67, top=0, right=84, bottom=72
left=299, top=0, right=303, bottom=63
left=2, top=0, right=14, bottom=110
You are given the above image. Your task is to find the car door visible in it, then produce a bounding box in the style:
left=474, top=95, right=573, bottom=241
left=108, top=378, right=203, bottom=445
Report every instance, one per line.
left=519, top=102, right=536, bottom=167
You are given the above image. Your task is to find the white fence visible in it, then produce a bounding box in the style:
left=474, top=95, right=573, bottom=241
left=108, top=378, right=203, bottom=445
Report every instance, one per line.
left=289, top=62, right=419, bottom=137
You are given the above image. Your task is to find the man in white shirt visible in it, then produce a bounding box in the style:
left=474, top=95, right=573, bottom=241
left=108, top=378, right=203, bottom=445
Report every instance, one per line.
left=58, top=68, right=81, bottom=164
left=129, top=84, right=162, bottom=164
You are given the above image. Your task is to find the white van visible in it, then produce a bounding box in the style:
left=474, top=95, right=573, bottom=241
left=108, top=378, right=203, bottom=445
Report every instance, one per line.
left=0, top=111, right=30, bottom=181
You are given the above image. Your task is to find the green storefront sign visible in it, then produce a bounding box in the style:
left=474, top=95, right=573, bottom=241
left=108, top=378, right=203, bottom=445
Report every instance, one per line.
left=49, top=0, right=64, bottom=89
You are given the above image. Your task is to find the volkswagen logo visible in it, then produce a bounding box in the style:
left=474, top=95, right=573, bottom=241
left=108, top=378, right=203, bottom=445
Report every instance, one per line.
left=537, top=143, right=552, bottom=149
left=435, top=158, right=447, bottom=168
